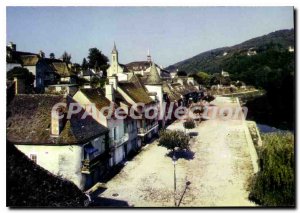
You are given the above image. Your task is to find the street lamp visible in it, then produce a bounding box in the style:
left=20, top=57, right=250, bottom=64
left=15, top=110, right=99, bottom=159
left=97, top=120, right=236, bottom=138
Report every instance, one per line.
left=172, top=155, right=177, bottom=207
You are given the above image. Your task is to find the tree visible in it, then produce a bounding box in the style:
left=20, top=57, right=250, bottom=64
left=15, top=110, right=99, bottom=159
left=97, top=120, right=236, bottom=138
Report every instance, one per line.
left=177, top=70, right=187, bottom=76
left=183, top=120, right=195, bottom=134
left=189, top=71, right=210, bottom=86
left=81, top=58, right=88, bottom=71
left=7, top=67, right=35, bottom=93
left=49, top=53, right=55, bottom=59
left=158, top=130, right=190, bottom=152
left=90, top=76, right=101, bottom=88
left=61, top=51, right=71, bottom=64
left=72, top=63, right=81, bottom=75
left=203, top=94, right=215, bottom=102
left=87, top=48, right=109, bottom=73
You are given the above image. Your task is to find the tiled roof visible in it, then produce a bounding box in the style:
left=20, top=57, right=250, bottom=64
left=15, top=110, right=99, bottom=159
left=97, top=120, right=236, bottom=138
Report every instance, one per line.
left=7, top=94, right=108, bottom=145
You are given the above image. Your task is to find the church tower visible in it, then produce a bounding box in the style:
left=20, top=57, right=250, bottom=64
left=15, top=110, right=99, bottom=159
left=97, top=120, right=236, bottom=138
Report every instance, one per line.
left=112, top=42, right=118, bottom=65
left=108, top=42, right=119, bottom=76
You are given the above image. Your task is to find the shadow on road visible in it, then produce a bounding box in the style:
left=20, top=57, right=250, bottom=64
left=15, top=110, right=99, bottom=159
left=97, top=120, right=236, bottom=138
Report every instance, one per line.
left=90, top=197, right=131, bottom=207
left=166, top=150, right=195, bottom=160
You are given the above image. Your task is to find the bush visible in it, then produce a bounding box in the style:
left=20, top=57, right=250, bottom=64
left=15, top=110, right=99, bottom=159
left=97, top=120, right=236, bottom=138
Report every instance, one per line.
left=183, top=120, right=195, bottom=130
left=249, top=132, right=295, bottom=206
left=158, top=130, right=190, bottom=152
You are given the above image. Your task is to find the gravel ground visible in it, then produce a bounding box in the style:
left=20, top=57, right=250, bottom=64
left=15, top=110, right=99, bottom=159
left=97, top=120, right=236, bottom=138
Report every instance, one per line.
left=99, top=97, right=256, bottom=207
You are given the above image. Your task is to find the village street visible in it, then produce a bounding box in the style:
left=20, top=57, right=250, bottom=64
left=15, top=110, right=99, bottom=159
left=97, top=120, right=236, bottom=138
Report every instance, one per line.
left=98, top=97, right=256, bottom=207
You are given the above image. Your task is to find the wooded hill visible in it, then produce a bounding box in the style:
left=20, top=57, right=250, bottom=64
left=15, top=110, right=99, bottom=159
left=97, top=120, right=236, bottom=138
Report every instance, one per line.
left=166, top=29, right=294, bottom=75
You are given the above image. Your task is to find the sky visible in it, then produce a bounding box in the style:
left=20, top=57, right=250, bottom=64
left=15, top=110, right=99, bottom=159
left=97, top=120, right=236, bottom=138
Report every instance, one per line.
left=6, top=7, right=294, bottom=67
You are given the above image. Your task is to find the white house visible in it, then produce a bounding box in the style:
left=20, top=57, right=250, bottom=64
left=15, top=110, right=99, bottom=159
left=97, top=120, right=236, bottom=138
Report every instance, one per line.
left=73, top=85, right=133, bottom=166
left=125, top=50, right=170, bottom=78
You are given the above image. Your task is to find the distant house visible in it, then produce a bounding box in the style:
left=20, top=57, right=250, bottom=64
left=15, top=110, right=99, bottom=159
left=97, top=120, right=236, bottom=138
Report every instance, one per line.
left=221, top=70, right=230, bottom=77
left=45, top=84, right=78, bottom=96
left=288, top=46, right=294, bottom=52
left=107, top=43, right=170, bottom=80
left=125, top=49, right=170, bottom=78
left=247, top=47, right=257, bottom=56
left=51, top=62, right=76, bottom=84
left=7, top=94, right=110, bottom=190
left=7, top=42, right=77, bottom=93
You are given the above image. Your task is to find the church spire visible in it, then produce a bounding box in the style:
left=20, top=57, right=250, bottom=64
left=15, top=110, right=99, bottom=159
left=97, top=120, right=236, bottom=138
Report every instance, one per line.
left=147, top=48, right=151, bottom=62
left=112, top=41, right=118, bottom=54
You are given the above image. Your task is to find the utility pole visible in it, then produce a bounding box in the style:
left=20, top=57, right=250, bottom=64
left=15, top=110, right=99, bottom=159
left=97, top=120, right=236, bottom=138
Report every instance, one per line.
left=172, top=155, right=177, bottom=206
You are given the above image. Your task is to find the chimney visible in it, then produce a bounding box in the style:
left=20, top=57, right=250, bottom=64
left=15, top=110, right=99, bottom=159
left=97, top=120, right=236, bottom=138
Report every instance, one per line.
left=39, top=50, right=45, bottom=58
left=108, top=76, right=118, bottom=90
left=105, top=83, right=114, bottom=102
left=8, top=42, right=16, bottom=51
left=51, top=107, right=64, bottom=136
left=13, top=77, right=25, bottom=94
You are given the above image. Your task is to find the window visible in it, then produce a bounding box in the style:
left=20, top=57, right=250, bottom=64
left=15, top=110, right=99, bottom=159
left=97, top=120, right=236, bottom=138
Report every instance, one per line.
left=124, top=123, right=128, bottom=133
left=30, top=154, right=37, bottom=163
left=113, top=127, right=117, bottom=140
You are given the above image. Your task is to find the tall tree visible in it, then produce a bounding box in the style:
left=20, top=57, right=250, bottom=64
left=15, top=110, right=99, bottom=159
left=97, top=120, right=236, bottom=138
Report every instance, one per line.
left=87, top=48, right=109, bottom=73
left=61, top=51, right=71, bottom=64
left=81, top=58, right=88, bottom=71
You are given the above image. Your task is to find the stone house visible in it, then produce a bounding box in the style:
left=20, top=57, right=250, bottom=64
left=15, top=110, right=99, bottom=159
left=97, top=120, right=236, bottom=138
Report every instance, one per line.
left=7, top=94, right=110, bottom=190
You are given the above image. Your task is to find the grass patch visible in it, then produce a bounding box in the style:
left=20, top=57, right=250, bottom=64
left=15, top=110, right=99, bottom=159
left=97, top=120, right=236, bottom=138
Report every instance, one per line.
left=248, top=132, right=295, bottom=207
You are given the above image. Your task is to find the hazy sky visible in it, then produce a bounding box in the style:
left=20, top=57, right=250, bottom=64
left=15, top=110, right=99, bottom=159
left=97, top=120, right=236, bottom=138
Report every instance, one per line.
left=6, top=7, right=294, bottom=67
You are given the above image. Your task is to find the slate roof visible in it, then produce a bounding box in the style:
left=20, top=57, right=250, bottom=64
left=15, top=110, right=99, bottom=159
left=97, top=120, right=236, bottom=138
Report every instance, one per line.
left=81, top=69, right=94, bottom=77
left=162, top=82, right=182, bottom=102
left=52, top=62, right=73, bottom=77
left=79, top=88, right=113, bottom=111
left=118, top=79, right=154, bottom=105
left=6, top=48, right=38, bottom=64
left=7, top=94, right=108, bottom=145
left=125, top=61, right=151, bottom=71
left=125, top=61, right=170, bottom=77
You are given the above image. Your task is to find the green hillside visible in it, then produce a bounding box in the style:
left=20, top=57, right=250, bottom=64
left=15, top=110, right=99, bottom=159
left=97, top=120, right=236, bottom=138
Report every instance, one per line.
left=166, top=29, right=294, bottom=75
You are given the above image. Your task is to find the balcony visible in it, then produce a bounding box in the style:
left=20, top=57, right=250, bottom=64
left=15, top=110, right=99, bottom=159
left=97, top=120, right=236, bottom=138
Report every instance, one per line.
left=111, top=133, right=129, bottom=148
left=81, top=152, right=109, bottom=174
left=138, top=122, right=159, bottom=136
